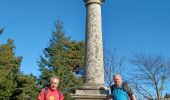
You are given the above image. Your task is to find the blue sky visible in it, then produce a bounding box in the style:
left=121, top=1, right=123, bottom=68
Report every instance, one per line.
left=0, top=0, right=170, bottom=84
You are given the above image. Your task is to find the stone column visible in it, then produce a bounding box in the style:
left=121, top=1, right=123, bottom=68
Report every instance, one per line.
left=72, top=0, right=109, bottom=100
left=84, top=0, right=104, bottom=87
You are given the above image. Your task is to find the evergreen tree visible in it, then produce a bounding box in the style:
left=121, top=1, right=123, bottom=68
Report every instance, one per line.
left=12, top=74, right=39, bottom=100
left=38, top=20, right=84, bottom=100
left=164, top=93, right=170, bottom=98
left=0, top=39, right=22, bottom=99
left=0, top=39, right=39, bottom=99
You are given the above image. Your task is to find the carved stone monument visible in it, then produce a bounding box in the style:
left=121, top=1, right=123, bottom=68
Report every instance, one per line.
left=72, top=0, right=109, bottom=99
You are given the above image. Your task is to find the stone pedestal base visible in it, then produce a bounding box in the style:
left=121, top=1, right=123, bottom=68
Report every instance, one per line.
left=72, top=86, right=109, bottom=100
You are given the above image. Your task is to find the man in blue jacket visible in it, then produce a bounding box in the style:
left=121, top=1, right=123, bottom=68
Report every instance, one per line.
left=111, top=74, right=136, bottom=100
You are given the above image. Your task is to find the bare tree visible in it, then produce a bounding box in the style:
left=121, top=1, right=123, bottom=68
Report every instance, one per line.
left=104, top=49, right=125, bottom=87
left=129, top=54, right=170, bottom=100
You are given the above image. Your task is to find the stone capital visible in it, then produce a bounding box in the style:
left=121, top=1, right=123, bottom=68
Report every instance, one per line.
left=84, top=0, right=104, bottom=6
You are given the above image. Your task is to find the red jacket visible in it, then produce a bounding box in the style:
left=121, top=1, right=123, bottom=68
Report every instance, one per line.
left=38, top=87, right=64, bottom=100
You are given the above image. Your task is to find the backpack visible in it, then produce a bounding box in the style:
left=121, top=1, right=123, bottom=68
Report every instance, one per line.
left=43, top=87, right=63, bottom=100
left=111, top=82, right=133, bottom=100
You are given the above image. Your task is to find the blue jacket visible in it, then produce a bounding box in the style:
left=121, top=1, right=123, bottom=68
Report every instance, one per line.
left=111, top=84, right=129, bottom=100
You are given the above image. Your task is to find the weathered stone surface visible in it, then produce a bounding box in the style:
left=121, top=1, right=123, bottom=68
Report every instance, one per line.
left=72, top=89, right=109, bottom=100
left=72, top=95, right=108, bottom=100
left=72, top=0, right=109, bottom=99
left=85, top=0, right=104, bottom=86
left=74, top=89, right=108, bottom=95
left=84, top=0, right=104, bottom=5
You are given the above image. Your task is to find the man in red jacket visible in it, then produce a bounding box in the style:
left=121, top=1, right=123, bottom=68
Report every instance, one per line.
left=38, top=76, right=64, bottom=100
